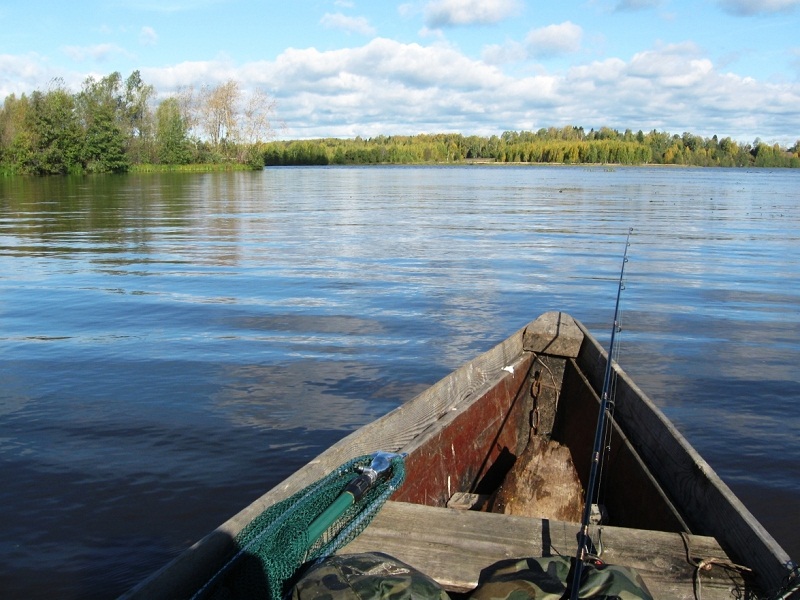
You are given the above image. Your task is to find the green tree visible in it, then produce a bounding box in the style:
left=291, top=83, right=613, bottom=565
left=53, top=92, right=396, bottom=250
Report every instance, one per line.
left=0, top=93, right=34, bottom=173
left=83, top=108, right=129, bottom=172
left=24, top=82, right=83, bottom=175
left=123, top=70, right=155, bottom=163
left=77, top=73, right=129, bottom=173
left=155, top=97, right=191, bottom=164
left=596, top=127, right=620, bottom=140
left=644, top=130, right=671, bottom=163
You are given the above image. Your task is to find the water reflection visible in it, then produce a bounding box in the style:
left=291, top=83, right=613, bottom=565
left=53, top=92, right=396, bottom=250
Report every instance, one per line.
left=214, top=359, right=424, bottom=432
left=1, top=166, right=799, bottom=599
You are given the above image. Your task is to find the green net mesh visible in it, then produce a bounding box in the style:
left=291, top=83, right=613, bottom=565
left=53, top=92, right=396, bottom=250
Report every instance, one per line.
left=198, top=453, right=406, bottom=600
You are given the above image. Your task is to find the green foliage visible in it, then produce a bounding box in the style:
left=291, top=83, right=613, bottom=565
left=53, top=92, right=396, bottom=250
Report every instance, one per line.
left=244, top=144, right=267, bottom=169
left=751, top=141, right=799, bottom=168
left=1, top=95, right=33, bottom=174
left=82, top=106, right=129, bottom=173
left=75, top=73, right=129, bottom=173
left=123, top=70, right=156, bottom=164
left=155, top=98, right=191, bottom=165
left=130, top=162, right=254, bottom=173
left=262, top=127, right=797, bottom=168
left=23, top=85, right=83, bottom=175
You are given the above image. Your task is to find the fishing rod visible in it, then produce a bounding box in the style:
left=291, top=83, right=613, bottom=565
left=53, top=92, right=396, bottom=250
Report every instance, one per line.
left=569, top=228, right=633, bottom=600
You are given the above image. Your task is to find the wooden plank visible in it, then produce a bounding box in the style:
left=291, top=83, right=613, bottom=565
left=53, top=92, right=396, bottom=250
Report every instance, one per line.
left=341, top=501, right=748, bottom=599
left=394, top=352, right=533, bottom=506
left=447, top=492, right=489, bottom=510
left=523, top=311, right=584, bottom=358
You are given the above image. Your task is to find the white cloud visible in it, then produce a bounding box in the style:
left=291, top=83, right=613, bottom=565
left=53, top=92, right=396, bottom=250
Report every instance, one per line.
left=0, top=54, right=51, bottom=98
left=482, top=41, right=526, bottom=65
left=139, top=26, right=158, bottom=46
left=424, top=0, right=522, bottom=28
left=256, top=38, right=798, bottom=143
left=717, top=0, right=800, bottom=14
left=398, top=3, right=416, bottom=18
left=627, top=42, right=711, bottom=86
left=320, top=13, right=376, bottom=36
left=143, top=57, right=236, bottom=90
left=526, top=22, right=583, bottom=57
left=562, top=44, right=796, bottom=140
left=4, top=37, right=798, bottom=146
left=251, top=38, right=506, bottom=96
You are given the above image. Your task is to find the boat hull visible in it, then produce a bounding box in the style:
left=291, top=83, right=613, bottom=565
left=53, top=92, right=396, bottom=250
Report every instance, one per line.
left=121, top=312, right=795, bottom=599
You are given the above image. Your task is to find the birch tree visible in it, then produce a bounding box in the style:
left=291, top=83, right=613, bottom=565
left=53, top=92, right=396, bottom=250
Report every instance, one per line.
left=199, top=80, right=239, bottom=150
left=193, top=80, right=278, bottom=163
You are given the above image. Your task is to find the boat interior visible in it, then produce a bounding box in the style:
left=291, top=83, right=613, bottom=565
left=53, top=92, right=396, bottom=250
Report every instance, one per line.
left=342, top=311, right=754, bottom=598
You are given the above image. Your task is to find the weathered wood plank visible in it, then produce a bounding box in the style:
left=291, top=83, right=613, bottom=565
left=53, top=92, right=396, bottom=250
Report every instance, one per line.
left=555, top=358, right=689, bottom=532
left=395, top=351, right=533, bottom=506
left=341, top=501, right=747, bottom=599
left=524, top=310, right=584, bottom=358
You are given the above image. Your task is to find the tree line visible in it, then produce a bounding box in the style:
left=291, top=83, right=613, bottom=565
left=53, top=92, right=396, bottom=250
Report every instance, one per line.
left=2, top=71, right=798, bottom=175
left=0, top=71, right=278, bottom=176
left=265, top=128, right=800, bottom=168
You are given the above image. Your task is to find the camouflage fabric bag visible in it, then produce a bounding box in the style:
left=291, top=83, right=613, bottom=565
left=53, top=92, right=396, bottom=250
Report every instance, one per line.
left=290, top=551, right=451, bottom=600
left=468, top=556, right=653, bottom=600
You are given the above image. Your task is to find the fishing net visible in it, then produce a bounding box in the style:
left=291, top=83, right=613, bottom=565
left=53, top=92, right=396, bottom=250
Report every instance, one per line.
left=198, top=453, right=406, bottom=600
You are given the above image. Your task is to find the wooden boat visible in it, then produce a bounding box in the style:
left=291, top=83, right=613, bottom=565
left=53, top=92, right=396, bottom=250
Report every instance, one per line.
left=121, top=312, right=797, bottom=600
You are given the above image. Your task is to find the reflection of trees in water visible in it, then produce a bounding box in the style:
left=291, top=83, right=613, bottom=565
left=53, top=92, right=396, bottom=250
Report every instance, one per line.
left=0, top=172, right=282, bottom=266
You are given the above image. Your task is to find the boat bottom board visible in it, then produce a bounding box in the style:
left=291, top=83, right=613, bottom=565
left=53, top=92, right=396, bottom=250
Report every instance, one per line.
left=340, top=501, right=748, bottom=599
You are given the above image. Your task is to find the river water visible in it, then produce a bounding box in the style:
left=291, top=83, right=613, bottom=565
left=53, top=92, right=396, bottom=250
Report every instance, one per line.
left=1, top=166, right=798, bottom=598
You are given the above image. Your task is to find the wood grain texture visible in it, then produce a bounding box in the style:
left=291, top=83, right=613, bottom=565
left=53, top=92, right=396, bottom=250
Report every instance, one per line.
left=523, top=310, right=585, bottom=358
left=491, top=436, right=583, bottom=522
left=342, top=501, right=746, bottom=599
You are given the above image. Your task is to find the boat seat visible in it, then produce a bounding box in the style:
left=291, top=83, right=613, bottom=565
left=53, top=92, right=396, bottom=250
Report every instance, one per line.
left=340, top=500, right=746, bottom=599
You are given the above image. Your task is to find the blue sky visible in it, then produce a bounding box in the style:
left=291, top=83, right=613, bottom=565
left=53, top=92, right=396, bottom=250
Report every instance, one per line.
left=2, top=0, right=799, bottom=144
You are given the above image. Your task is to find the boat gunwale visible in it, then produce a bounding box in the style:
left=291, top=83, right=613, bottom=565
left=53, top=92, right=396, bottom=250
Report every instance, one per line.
left=573, top=317, right=792, bottom=594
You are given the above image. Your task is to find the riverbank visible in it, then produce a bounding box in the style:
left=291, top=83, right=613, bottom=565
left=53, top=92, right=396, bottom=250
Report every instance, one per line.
left=130, top=163, right=259, bottom=173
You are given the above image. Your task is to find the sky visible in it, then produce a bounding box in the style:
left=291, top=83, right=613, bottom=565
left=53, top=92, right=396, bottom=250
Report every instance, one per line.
left=1, top=0, right=799, bottom=144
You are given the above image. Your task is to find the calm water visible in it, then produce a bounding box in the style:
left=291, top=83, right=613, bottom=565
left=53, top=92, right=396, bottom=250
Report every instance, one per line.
left=1, top=166, right=798, bottom=598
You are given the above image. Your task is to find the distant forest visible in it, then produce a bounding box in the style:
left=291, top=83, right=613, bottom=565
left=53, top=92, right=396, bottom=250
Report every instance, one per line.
left=1, top=70, right=798, bottom=176
left=265, top=129, right=800, bottom=168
